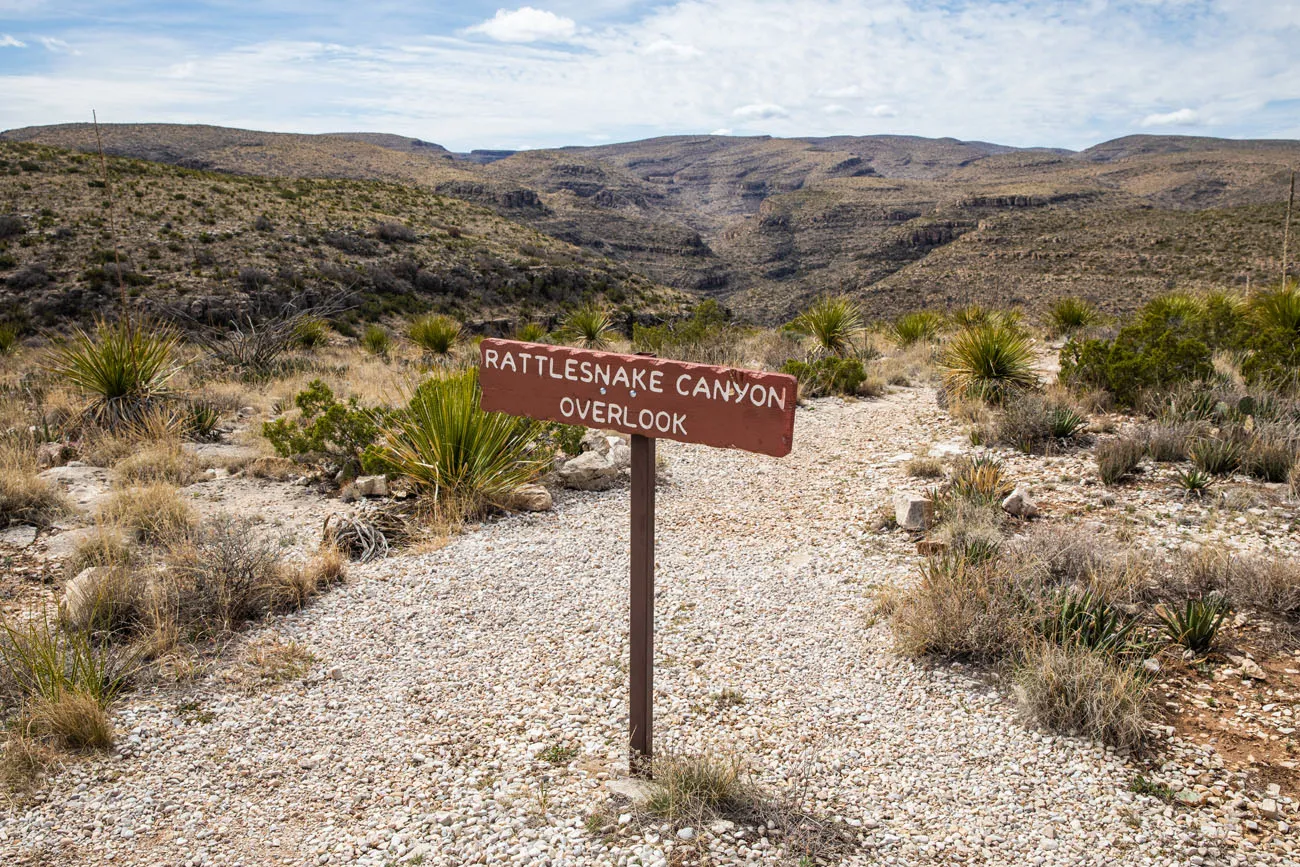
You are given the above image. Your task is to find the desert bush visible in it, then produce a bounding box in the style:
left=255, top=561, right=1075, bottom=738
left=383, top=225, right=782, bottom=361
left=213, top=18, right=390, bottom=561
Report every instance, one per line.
left=1013, top=644, right=1150, bottom=750
left=292, top=316, right=330, bottom=349
left=1243, top=436, right=1296, bottom=482
left=1095, top=436, right=1144, bottom=485
left=0, top=214, right=25, bottom=239
left=781, top=356, right=867, bottom=397
left=1179, top=550, right=1300, bottom=618
left=905, top=457, right=945, bottom=479
left=66, top=526, right=135, bottom=576
left=375, top=221, right=418, bottom=243
left=1189, top=437, right=1243, bottom=476
left=890, top=311, right=945, bottom=347
left=98, top=484, right=195, bottom=545
left=1009, top=526, right=1117, bottom=592
left=643, top=752, right=758, bottom=823
left=48, top=317, right=181, bottom=428
left=1143, top=422, right=1191, bottom=462
left=994, top=391, right=1086, bottom=453
left=409, top=314, right=462, bottom=357
left=360, top=325, right=391, bottom=357
left=163, top=515, right=286, bottom=635
left=243, top=455, right=299, bottom=481
left=185, top=399, right=223, bottom=441
left=930, top=499, right=1002, bottom=565
left=262, top=380, right=386, bottom=476
left=942, top=322, right=1037, bottom=403
left=633, top=300, right=739, bottom=364
left=274, top=547, right=347, bottom=611
left=24, top=690, right=114, bottom=750
left=891, top=556, right=1027, bottom=661
left=1156, top=596, right=1230, bottom=654
left=0, top=442, right=69, bottom=527
left=0, top=322, right=18, bottom=356
left=1291, top=462, right=1300, bottom=499
left=558, top=306, right=614, bottom=349
left=791, top=296, right=863, bottom=357
left=1048, top=297, right=1099, bottom=335
left=372, top=369, right=552, bottom=518
left=113, top=442, right=202, bottom=486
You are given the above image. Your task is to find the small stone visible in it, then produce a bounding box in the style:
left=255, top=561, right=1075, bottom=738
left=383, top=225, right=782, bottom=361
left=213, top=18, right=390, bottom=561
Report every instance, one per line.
left=677, top=827, right=695, bottom=841
left=607, top=778, right=660, bottom=805
left=894, top=493, right=933, bottom=531
left=1259, top=799, right=1282, bottom=820
left=1142, top=658, right=1161, bottom=675
left=0, top=524, right=38, bottom=548
left=558, top=450, right=622, bottom=491
left=505, top=484, right=553, bottom=512
left=1001, top=486, right=1039, bottom=518
left=1226, top=654, right=1266, bottom=681
left=352, top=475, right=390, bottom=498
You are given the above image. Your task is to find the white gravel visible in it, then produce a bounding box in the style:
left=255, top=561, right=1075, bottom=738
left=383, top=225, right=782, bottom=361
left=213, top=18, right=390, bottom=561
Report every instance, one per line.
left=2, top=390, right=1294, bottom=866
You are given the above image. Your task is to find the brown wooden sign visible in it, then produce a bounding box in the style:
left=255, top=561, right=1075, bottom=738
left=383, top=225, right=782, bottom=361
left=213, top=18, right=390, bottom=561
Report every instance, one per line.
left=479, top=337, right=797, bottom=778
left=478, top=339, right=797, bottom=457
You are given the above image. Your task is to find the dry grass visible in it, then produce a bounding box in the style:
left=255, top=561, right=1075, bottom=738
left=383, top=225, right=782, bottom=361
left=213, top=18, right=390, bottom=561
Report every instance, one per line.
left=1177, top=549, right=1300, bottom=618
left=0, top=727, right=57, bottom=794
left=243, top=455, right=299, bottom=481
left=643, top=752, right=758, bottom=823
left=0, top=439, right=70, bottom=527
left=113, top=442, right=202, bottom=486
left=163, top=515, right=286, bottom=635
left=1096, top=436, right=1145, bottom=485
left=905, top=456, right=945, bottom=479
left=98, top=484, right=196, bottom=545
left=65, top=526, right=136, bottom=576
left=24, top=690, right=114, bottom=750
left=232, top=638, right=316, bottom=691
left=1014, top=643, right=1150, bottom=750
left=60, top=564, right=155, bottom=635
left=891, top=556, right=1028, bottom=661
left=274, top=547, right=347, bottom=611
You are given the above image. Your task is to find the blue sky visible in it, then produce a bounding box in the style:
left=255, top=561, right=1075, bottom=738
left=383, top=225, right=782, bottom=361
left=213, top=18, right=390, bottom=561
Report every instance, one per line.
left=1, top=1, right=1297, bottom=151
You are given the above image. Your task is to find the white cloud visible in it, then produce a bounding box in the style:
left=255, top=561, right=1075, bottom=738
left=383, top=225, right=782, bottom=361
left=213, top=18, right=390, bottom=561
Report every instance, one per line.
left=822, top=104, right=850, bottom=115
left=869, top=104, right=898, bottom=118
left=464, top=7, right=577, bottom=43
left=732, top=102, right=788, bottom=120
left=821, top=84, right=860, bottom=99
left=1139, top=107, right=1201, bottom=127
left=710, top=127, right=732, bottom=135
left=641, top=39, right=701, bottom=59
left=37, top=36, right=77, bottom=54
left=0, top=33, right=25, bottom=48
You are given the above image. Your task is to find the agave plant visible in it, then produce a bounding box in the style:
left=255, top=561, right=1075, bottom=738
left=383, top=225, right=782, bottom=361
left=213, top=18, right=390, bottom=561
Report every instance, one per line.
left=374, top=369, right=552, bottom=518
left=1156, top=595, right=1230, bottom=654
left=1175, top=466, right=1213, bottom=498
left=946, top=454, right=1013, bottom=507
left=409, top=314, right=462, bottom=357
left=792, top=296, right=864, bottom=357
left=890, top=311, right=945, bottom=347
left=49, top=317, right=182, bottom=428
left=1042, top=588, right=1142, bottom=655
left=1189, top=436, right=1243, bottom=476
left=941, top=321, right=1038, bottom=403
left=559, top=306, right=615, bottom=350
left=1048, top=297, right=1099, bottom=335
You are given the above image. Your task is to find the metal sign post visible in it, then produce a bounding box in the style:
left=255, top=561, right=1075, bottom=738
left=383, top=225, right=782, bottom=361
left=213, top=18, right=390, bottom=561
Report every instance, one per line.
left=478, top=338, right=796, bottom=777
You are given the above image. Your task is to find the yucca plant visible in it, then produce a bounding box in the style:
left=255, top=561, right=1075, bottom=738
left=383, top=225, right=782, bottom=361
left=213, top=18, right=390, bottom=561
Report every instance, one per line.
left=942, top=322, right=1038, bottom=403
left=559, top=306, right=615, bottom=349
left=1041, top=589, right=1141, bottom=656
left=890, top=311, right=945, bottom=347
left=1048, top=297, right=1099, bottom=335
left=0, top=321, right=18, bottom=356
left=1156, top=595, right=1230, bottom=654
left=48, top=317, right=181, bottom=428
left=946, top=455, right=1013, bottom=507
left=374, top=369, right=552, bottom=518
left=1175, top=467, right=1214, bottom=498
left=1189, top=437, right=1243, bottom=476
left=1249, top=284, right=1300, bottom=336
left=513, top=322, right=549, bottom=343
left=1048, top=404, right=1088, bottom=439
left=292, top=316, right=330, bottom=348
left=792, top=296, right=864, bottom=357
left=409, top=314, right=462, bottom=357
left=360, top=324, right=392, bottom=357
left=186, top=400, right=222, bottom=442
left=948, top=304, right=991, bottom=329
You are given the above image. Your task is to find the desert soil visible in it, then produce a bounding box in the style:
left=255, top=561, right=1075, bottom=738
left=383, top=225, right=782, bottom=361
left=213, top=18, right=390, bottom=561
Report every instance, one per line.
left=1, top=389, right=1297, bottom=866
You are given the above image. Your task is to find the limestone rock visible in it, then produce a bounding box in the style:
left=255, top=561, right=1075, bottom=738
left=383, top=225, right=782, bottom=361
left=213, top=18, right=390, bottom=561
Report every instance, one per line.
left=558, top=450, right=622, bottom=491
left=61, top=567, right=109, bottom=630
left=38, top=464, right=111, bottom=510
left=0, top=525, right=38, bottom=548
left=505, top=484, right=553, bottom=512
left=1226, top=653, right=1267, bottom=681
left=352, top=475, right=390, bottom=498
left=894, top=493, right=933, bottom=531
left=1002, top=487, right=1040, bottom=518
left=606, top=777, right=661, bottom=805
left=35, top=441, right=73, bottom=469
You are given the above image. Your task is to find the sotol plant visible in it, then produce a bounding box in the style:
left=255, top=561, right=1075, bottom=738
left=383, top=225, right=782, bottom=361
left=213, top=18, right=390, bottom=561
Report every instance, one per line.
left=49, top=317, right=182, bottom=428
left=890, top=311, right=945, bottom=347
left=1048, top=297, right=1099, bottom=335
left=409, top=314, right=462, bottom=357
left=559, top=306, right=615, bottom=350
left=942, top=322, right=1038, bottom=403
left=793, top=296, right=864, bottom=357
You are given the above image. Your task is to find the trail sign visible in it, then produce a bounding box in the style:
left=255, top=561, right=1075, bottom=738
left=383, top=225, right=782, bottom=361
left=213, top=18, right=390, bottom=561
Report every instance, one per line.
left=479, top=339, right=797, bottom=774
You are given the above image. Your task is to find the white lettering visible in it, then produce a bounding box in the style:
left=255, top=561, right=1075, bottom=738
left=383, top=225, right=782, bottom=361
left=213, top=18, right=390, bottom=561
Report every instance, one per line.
left=649, top=371, right=664, bottom=393
left=671, top=413, right=687, bottom=435
left=565, top=359, right=578, bottom=381
left=608, top=404, right=624, bottom=427
left=484, top=348, right=499, bottom=369
left=519, top=352, right=532, bottom=375
left=594, top=364, right=611, bottom=386
left=500, top=352, right=517, bottom=373
left=692, top=378, right=711, bottom=399
left=676, top=373, right=692, bottom=396
left=638, top=409, right=654, bottom=429
left=711, top=379, right=731, bottom=402
left=749, top=384, right=765, bottom=406
left=732, top=381, right=751, bottom=403
left=548, top=357, right=564, bottom=379
left=768, top=386, right=787, bottom=410
left=592, top=401, right=606, bottom=424
left=576, top=399, right=591, bottom=421
left=655, top=411, right=671, bottom=433
left=612, top=367, right=631, bottom=389
left=631, top=368, right=646, bottom=391
left=580, top=361, right=593, bottom=383
left=559, top=396, right=575, bottom=417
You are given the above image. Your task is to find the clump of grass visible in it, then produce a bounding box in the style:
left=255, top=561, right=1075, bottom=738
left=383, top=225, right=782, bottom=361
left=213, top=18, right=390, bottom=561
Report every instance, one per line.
left=374, top=370, right=552, bottom=520
left=890, top=311, right=945, bottom=347
left=891, top=556, right=1026, bottom=661
left=186, top=400, right=223, bottom=441
left=409, top=314, right=462, bottom=357
left=905, top=456, right=944, bottom=479
left=1096, top=436, right=1144, bottom=485
left=1243, top=436, right=1295, bottom=483
left=360, top=325, right=391, bottom=357
left=558, top=306, right=615, bottom=349
left=643, top=752, right=758, bottom=823
left=47, top=317, right=181, bottom=428
left=1013, top=644, right=1150, bottom=750
left=1156, top=596, right=1230, bottom=654
left=539, top=743, right=579, bottom=766
left=24, top=690, right=115, bottom=750
left=60, top=563, right=154, bottom=636
left=163, top=515, right=287, bottom=635
left=113, top=442, right=202, bottom=486
left=792, top=296, right=863, bottom=357
left=66, top=526, right=136, bottom=576
left=0, top=441, right=70, bottom=527
left=1048, top=297, right=1099, bottom=335
left=1178, top=550, right=1300, bottom=619
left=1040, top=588, right=1141, bottom=655
left=1143, top=422, right=1191, bottom=462
left=274, top=547, right=346, bottom=611
left=941, top=322, right=1038, bottom=403
left=292, top=316, right=330, bottom=349
left=1189, top=437, right=1243, bottom=477
left=98, top=484, right=196, bottom=546
left=995, top=391, right=1086, bottom=453
left=0, top=322, right=19, bottom=356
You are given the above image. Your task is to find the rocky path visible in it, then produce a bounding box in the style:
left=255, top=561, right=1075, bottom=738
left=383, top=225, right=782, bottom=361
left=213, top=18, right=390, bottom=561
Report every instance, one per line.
left=0, top=391, right=1286, bottom=866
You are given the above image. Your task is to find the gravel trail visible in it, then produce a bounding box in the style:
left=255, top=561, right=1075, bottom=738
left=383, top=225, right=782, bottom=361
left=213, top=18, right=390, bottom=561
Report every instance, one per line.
left=1, top=391, right=1283, bottom=866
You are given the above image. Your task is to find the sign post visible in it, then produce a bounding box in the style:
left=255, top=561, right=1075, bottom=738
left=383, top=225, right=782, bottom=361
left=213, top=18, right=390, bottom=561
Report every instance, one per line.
left=479, top=338, right=796, bottom=776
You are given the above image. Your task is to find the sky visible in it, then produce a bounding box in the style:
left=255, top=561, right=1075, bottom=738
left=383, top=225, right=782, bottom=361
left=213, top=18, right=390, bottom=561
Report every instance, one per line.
left=0, top=0, right=1297, bottom=152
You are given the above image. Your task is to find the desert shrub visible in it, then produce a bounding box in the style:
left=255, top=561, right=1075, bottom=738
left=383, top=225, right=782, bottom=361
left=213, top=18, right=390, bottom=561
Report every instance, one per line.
left=890, top=311, right=945, bottom=347
left=292, top=316, right=330, bottom=349
left=558, top=306, right=614, bottom=349
left=1189, top=436, right=1242, bottom=476
left=1143, top=422, right=1191, bottom=462
left=791, top=296, right=863, bottom=357
left=60, top=563, right=154, bottom=637
left=545, top=422, right=586, bottom=457
left=0, top=322, right=18, bottom=356
left=633, top=300, right=739, bottom=363
left=513, top=322, right=549, bottom=343
left=163, top=515, right=286, bottom=635
left=1176, top=467, right=1214, bottom=498
left=1039, top=588, right=1141, bottom=655
left=1010, top=526, right=1116, bottom=591
left=1096, top=436, right=1144, bottom=485
left=942, top=322, right=1037, bottom=403
left=262, top=380, right=386, bottom=475
left=930, top=499, right=1002, bottom=565
left=372, top=369, right=552, bottom=518
left=944, top=455, right=1013, bottom=509
left=1243, top=436, right=1296, bottom=482
left=1179, top=550, right=1300, bottom=618
left=1013, top=644, right=1150, bottom=750
left=360, top=325, right=391, bottom=357
left=1156, top=596, right=1229, bottom=654
left=905, top=457, right=944, bottom=479
left=1291, top=462, right=1300, bottom=499
left=643, top=752, right=758, bottom=823
left=0, top=214, right=25, bottom=239
left=891, top=556, right=1027, bottom=661
left=66, top=526, right=135, bottom=576
left=48, top=317, right=181, bottom=428
left=0, top=442, right=69, bottom=527
left=113, top=442, right=202, bottom=486
left=0, top=609, right=133, bottom=717
left=781, top=357, right=867, bottom=397
left=98, top=484, right=195, bottom=546
left=994, top=391, right=1086, bottom=453
left=408, top=314, right=462, bottom=356
left=375, top=221, right=417, bottom=243
left=1048, top=297, right=1099, bottom=335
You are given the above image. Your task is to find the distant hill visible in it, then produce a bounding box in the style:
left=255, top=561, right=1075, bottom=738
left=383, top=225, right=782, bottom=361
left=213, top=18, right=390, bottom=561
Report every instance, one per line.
left=3, top=123, right=1297, bottom=322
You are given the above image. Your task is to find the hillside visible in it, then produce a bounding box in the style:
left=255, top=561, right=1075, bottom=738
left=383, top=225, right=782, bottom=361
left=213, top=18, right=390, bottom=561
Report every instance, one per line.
left=3, top=123, right=1298, bottom=323
left=0, top=140, right=678, bottom=328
